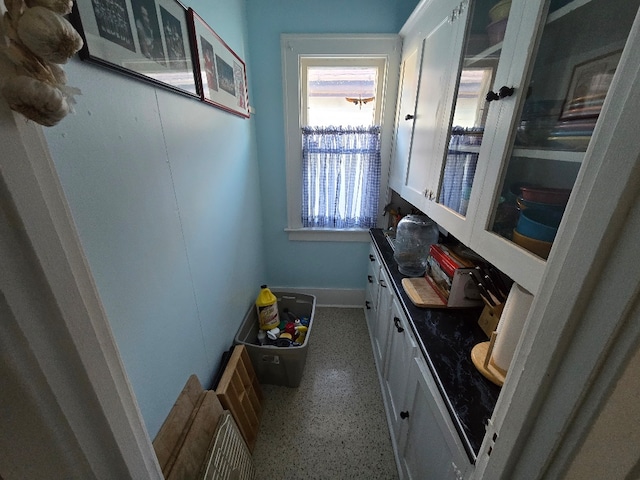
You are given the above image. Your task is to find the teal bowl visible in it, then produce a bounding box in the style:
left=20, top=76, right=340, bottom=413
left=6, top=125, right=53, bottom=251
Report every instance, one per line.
left=516, top=208, right=562, bottom=242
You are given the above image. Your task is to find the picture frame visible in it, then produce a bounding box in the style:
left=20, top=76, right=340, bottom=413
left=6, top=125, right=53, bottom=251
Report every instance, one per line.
left=71, top=0, right=199, bottom=97
left=188, top=9, right=250, bottom=118
left=559, top=50, right=622, bottom=121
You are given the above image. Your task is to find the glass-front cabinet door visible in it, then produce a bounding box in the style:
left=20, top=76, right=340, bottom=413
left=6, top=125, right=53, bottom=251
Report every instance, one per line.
left=428, top=0, right=515, bottom=243
left=471, top=0, right=639, bottom=294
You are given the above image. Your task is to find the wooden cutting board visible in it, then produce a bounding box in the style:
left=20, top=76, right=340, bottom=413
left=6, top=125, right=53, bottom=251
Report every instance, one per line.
left=402, top=277, right=447, bottom=308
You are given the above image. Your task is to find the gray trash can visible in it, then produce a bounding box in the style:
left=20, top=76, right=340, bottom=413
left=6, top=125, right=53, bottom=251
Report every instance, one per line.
left=234, top=291, right=316, bottom=387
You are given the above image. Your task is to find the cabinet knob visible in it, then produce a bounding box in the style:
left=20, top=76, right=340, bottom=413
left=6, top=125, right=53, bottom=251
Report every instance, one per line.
left=369, top=254, right=375, bottom=261
left=380, top=280, right=387, bottom=288
left=394, top=317, right=404, bottom=333
left=499, top=86, right=515, bottom=98
left=404, top=113, right=414, bottom=121
left=368, top=275, right=373, bottom=283
left=400, top=410, right=410, bottom=419
left=365, top=301, right=371, bottom=310
left=486, top=86, right=515, bottom=102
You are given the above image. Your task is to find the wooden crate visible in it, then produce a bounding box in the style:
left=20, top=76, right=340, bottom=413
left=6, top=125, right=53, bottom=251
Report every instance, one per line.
left=215, top=345, right=264, bottom=452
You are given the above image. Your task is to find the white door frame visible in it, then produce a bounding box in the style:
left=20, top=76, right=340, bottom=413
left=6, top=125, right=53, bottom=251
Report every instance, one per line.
left=0, top=100, right=161, bottom=478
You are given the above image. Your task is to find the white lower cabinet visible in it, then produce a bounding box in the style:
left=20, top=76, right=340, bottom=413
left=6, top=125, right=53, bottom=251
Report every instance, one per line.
left=382, top=298, right=417, bottom=440
left=366, top=243, right=471, bottom=479
left=372, top=267, right=393, bottom=369
left=398, top=356, right=470, bottom=480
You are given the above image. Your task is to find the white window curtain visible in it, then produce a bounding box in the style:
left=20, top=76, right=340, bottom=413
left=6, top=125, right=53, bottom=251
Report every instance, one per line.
left=301, top=126, right=381, bottom=228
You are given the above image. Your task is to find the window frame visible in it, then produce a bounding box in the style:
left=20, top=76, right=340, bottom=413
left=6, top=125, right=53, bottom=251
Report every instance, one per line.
left=301, top=57, right=386, bottom=127
left=281, top=34, right=402, bottom=242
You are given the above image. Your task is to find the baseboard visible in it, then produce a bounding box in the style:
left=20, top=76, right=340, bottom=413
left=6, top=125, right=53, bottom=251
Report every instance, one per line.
left=271, top=287, right=365, bottom=308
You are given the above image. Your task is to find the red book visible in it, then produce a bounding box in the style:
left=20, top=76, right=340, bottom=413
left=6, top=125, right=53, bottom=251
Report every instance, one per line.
left=429, top=244, right=460, bottom=278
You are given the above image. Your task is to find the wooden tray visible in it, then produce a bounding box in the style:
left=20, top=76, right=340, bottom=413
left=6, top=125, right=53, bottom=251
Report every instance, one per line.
left=402, top=277, right=447, bottom=308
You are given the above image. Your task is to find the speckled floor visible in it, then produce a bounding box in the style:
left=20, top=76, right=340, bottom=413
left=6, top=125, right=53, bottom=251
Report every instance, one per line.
left=252, top=307, right=399, bottom=480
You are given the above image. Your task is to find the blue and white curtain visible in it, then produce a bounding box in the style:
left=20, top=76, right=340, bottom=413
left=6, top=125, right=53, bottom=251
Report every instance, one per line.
left=301, top=126, right=381, bottom=228
left=438, top=127, right=483, bottom=216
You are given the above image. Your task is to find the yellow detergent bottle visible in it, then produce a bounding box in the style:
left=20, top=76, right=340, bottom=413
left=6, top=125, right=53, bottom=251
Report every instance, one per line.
left=256, top=285, right=280, bottom=330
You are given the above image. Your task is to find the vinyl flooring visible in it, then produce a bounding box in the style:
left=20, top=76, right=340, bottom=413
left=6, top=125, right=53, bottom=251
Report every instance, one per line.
left=252, top=307, right=399, bottom=480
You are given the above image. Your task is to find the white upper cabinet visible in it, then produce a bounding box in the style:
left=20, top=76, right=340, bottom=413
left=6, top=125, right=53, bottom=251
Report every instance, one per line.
left=402, top=1, right=470, bottom=211
left=471, top=0, right=639, bottom=294
left=393, top=0, right=640, bottom=294
left=388, top=44, right=422, bottom=193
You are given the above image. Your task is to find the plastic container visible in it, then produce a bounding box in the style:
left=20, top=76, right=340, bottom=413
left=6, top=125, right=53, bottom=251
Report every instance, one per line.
left=516, top=208, right=562, bottom=242
left=235, top=291, right=316, bottom=387
left=393, top=215, right=440, bottom=277
left=255, top=285, right=280, bottom=330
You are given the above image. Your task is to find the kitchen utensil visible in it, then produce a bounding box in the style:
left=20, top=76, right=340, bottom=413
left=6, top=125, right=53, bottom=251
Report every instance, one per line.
left=401, top=277, right=447, bottom=308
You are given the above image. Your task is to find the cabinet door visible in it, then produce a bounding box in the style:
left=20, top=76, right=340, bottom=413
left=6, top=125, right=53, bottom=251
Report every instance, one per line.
left=365, top=244, right=381, bottom=332
left=382, top=298, right=417, bottom=441
left=389, top=43, right=423, bottom=193
left=428, top=0, right=517, bottom=244
left=399, top=356, right=470, bottom=480
left=471, top=0, right=640, bottom=294
left=403, top=4, right=469, bottom=210
left=372, top=267, right=393, bottom=368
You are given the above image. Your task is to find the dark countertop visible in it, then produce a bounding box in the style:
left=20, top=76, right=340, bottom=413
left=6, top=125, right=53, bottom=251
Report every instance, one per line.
left=369, top=228, right=500, bottom=461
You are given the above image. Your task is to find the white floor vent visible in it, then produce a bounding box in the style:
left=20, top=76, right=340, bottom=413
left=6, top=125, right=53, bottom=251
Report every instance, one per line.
left=200, top=411, right=256, bottom=480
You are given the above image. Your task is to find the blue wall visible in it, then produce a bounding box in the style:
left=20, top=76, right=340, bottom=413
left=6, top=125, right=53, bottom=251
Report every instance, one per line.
left=44, top=0, right=264, bottom=437
left=40, top=0, right=418, bottom=438
left=245, top=0, right=418, bottom=289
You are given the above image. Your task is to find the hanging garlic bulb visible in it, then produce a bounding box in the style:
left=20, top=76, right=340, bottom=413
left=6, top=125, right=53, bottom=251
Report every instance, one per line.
left=17, top=6, right=83, bottom=64
left=2, top=75, right=70, bottom=126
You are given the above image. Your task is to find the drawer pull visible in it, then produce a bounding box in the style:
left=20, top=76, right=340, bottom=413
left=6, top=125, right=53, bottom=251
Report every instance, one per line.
left=394, top=317, right=404, bottom=333
left=380, top=280, right=387, bottom=288
left=365, top=301, right=371, bottom=310
left=368, top=275, right=373, bottom=283
left=400, top=410, right=410, bottom=419
left=369, top=254, right=375, bottom=261
left=404, top=113, right=414, bottom=120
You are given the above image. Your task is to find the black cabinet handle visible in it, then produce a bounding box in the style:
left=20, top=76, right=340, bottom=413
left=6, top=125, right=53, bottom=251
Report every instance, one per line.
left=369, top=254, right=375, bottom=261
left=380, top=280, right=387, bottom=288
left=499, top=86, right=515, bottom=98
left=394, top=317, right=404, bottom=333
left=400, top=411, right=410, bottom=419
left=486, top=86, right=515, bottom=102
left=365, top=301, right=371, bottom=310
left=405, top=113, right=414, bottom=120
left=486, top=90, right=499, bottom=102
left=368, top=275, right=373, bottom=283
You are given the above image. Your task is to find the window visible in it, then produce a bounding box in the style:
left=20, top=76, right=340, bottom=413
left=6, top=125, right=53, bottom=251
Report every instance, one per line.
left=282, top=34, right=401, bottom=241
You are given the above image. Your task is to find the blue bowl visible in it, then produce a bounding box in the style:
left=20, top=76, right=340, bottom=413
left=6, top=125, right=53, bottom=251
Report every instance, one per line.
left=516, top=208, right=562, bottom=242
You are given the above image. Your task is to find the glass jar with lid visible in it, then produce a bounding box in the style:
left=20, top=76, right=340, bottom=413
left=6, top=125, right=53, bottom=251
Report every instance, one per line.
left=394, top=215, right=440, bottom=277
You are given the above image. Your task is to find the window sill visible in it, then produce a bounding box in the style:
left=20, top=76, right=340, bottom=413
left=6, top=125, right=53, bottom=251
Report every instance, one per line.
left=285, top=228, right=371, bottom=242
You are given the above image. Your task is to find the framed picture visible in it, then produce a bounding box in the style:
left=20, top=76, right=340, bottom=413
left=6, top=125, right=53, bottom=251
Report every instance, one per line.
left=559, top=50, right=622, bottom=121
left=71, top=0, right=198, bottom=97
left=188, top=9, right=249, bottom=117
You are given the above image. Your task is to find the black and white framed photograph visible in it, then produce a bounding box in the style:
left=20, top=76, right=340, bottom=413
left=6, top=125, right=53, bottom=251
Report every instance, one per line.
left=72, top=0, right=198, bottom=96
left=188, top=8, right=249, bottom=117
